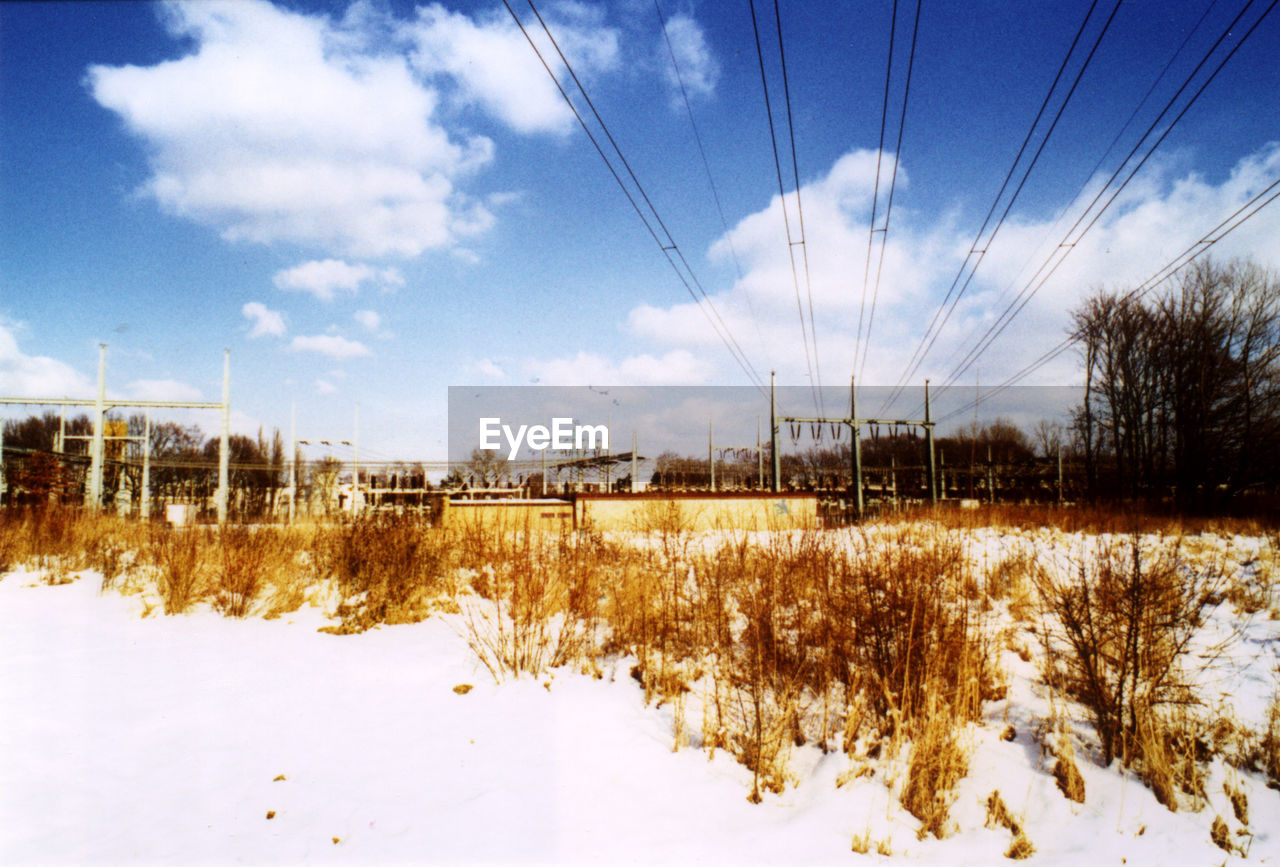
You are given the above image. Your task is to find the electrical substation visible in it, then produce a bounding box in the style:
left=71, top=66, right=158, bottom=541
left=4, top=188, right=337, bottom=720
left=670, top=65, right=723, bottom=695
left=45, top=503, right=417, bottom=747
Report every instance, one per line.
left=1, top=346, right=1082, bottom=531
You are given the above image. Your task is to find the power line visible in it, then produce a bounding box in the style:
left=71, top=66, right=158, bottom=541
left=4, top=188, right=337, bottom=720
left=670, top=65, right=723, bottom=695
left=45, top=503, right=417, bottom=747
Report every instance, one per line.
left=501, top=0, right=767, bottom=392
left=652, top=0, right=758, bottom=338
left=879, top=0, right=1120, bottom=413
left=934, top=171, right=1280, bottom=426
left=770, top=0, right=823, bottom=413
left=930, top=0, right=1278, bottom=402
left=855, top=0, right=922, bottom=386
left=747, top=0, right=819, bottom=410
left=929, top=0, right=1225, bottom=389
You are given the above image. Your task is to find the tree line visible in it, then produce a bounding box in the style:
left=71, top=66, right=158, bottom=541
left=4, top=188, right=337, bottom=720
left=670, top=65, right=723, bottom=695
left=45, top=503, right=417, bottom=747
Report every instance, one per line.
left=1071, top=258, right=1280, bottom=511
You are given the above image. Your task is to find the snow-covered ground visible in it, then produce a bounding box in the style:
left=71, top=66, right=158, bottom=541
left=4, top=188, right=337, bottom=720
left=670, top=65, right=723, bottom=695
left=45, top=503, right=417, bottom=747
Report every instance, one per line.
left=2, top=528, right=1279, bottom=865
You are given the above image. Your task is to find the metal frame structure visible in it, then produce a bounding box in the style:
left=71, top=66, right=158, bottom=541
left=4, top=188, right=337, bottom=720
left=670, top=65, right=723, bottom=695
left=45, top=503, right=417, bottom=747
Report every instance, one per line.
left=769, top=373, right=936, bottom=516
left=0, top=345, right=231, bottom=522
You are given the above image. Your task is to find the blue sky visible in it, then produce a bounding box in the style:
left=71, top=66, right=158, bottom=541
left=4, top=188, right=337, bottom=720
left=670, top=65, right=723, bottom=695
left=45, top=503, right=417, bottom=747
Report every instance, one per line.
left=2, top=0, right=1278, bottom=459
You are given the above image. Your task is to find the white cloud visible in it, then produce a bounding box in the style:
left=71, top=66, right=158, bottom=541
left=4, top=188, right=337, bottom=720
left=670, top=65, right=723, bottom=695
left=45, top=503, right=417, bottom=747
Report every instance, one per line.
left=613, top=143, right=1280, bottom=392
left=524, top=349, right=711, bottom=385
left=402, top=3, right=619, bottom=135
left=659, top=13, right=718, bottom=106
left=379, top=267, right=405, bottom=290
left=0, top=322, right=95, bottom=398
left=289, top=334, right=371, bottom=360
left=273, top=259, right=395, bottom=301
left=87, top=0, right=494, bottom=258
left=241, top=301, right=285, bottom=337
left=353, top=310, right=381, bottom=331
left=125, top=379, right=205, bottom=402
left=315, top=379, right=338, bottom=395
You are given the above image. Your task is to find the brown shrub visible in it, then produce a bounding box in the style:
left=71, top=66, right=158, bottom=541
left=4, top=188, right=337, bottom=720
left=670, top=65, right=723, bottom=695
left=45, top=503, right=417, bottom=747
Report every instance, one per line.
left=312, top=514, right=450, bottom=631
left=1052, top=742, right=1086, bottom=803
left=1035, top=535, right=1224, bottom=768
left=149, top=525, right=207, bottom=615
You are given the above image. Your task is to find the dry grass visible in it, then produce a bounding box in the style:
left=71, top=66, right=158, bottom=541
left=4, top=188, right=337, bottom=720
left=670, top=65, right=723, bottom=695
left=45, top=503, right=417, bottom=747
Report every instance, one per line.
left=987, top=787, right=1035, bottom=857
left=311, top=514, right=452, bottom=632
left=460, top=528, right=610, bottom=681
left=1262, top=671, right=1280, bottom=784
left=212, top=525, right=304, bottom=618
left=8, top=501, right=1272, bottom=836
left=1051, top=738, right=1086, bottom=804
left=1035, top=536, right=1224, bottom=769
left=1005, top=831, right=1035, bottom=860
left=891, top=502, right=1277, bottom=536
left=148, top=525, right=207, bottom=615
left=902, top=692, right=972, bottom=838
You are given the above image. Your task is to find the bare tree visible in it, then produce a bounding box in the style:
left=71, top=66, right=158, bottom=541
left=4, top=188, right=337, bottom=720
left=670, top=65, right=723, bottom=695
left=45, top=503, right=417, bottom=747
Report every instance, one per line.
left=1069, top=258, right=1280, bottom=508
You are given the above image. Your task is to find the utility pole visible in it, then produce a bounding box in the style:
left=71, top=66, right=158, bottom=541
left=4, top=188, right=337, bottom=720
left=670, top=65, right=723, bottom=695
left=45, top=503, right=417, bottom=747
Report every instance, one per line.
left=87, top=344, right=106, bottom=509
left=709, top=418, right=715, bottom=492
left=925, top=379, right=937, bottom=506
left=217, top=348, right=230, bottom=524
left=141, top=411, right=151, bottom=520
left=770, top=375, right=932, bottom=521
left=353, top=402, right=360, bottom=515
left=289, top=402, right=297, bottom=524
left=1057, top=443, right=1064, bottom=506
left=632, top=431, right=639, bottom=493
left=770, top=372, right=780, bottom=492
left=747, top=417, right=757, bottom=489
left=851, top=377, right=863, bottom=517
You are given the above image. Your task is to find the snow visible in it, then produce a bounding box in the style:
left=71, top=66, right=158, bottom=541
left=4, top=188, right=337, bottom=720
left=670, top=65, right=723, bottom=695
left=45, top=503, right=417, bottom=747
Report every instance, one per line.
left=2, top=528, right=1279, bottom=865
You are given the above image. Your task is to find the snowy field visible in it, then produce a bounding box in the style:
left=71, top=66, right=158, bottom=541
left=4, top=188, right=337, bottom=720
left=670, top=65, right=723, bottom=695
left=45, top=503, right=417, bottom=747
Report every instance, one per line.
left=2, top=525, right=1279, bottom=865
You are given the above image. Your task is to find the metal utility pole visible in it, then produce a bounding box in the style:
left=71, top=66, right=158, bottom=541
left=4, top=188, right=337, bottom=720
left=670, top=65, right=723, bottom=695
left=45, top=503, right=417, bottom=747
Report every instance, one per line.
left=770, top=372, right=781, bottom=492
left=87, top=344, right=107, bottom=509
left=3, top=347, right=228, bottom=515
left=217, top=348, right=230, bottom=524
left=1057, top=443, right=1064, bottom=505
left=289, top=402, right=297, bottom=524
left=925, top=379, right=937, bottom=506
left=353, top=403, right=360, bottom=515
left=141, top=411, right=151, bottom=520
left=770, top=375, right=934, bottom=520
left=708, top=418, right=715, bottom=492
left=757, top=416, right=764, bottom=488
left=851, top=378, right=863, bottom=516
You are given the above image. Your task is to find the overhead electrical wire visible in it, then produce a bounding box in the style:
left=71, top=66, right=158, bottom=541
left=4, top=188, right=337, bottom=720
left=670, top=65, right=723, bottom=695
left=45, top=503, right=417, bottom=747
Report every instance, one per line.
left=933, top=171, right=1280, bottom=426
left=933, top=0, right=1224, bottom=391
left=927, top=0, right=1278, bottom=406
left=770, top=0, right=824, bottom=413
left=501, top=0, right=768, bottom=393
left=878, top=0, right=1121, bottom=414
left=747, top=0, right=821, bottom=411
left=854, top=0, right=922, bottom=386
left=652, top=0, right=759, bottom=338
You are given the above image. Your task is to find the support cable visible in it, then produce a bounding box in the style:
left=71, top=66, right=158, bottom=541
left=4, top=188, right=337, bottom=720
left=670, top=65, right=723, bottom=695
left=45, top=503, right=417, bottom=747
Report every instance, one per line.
left=503, top=0, right=767, bottom=392
left=855, top=0, right=922, bottom=385
left=748, top=0, right=819, bottom=410
left=930, top=0, right=1277, bottom=405
left=771, top=0, right=824, bottom=412
left=879, top=0, right=1118, bottom=412
left=934, top=172, right=1280, bottom=424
